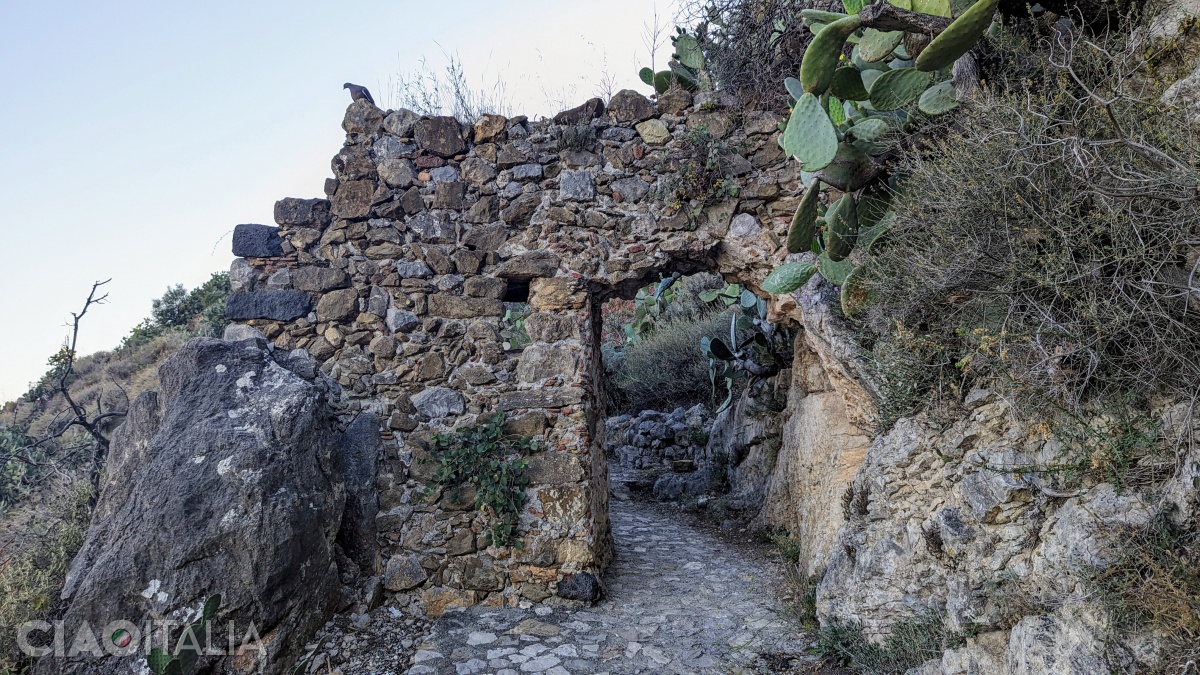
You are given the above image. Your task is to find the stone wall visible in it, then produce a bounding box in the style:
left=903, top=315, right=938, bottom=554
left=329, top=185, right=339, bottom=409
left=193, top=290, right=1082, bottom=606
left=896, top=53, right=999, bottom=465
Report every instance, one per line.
left=223, top=89, right=834, bottom=614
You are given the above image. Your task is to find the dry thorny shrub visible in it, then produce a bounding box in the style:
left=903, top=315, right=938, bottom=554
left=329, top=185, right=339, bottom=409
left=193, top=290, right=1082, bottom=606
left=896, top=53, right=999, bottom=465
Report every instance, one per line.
left=676, top=0, right=840, bottom=108
left=860, top=28, right=1200, bottom=431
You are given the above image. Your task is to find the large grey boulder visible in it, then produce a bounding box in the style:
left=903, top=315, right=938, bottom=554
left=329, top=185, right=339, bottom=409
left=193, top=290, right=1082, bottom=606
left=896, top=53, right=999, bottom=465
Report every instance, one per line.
left=40, top=337, right=370, bottom=675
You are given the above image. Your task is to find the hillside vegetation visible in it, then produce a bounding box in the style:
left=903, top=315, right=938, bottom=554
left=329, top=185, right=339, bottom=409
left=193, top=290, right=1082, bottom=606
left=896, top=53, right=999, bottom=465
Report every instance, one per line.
left=0, top=273, right=228, bottom=675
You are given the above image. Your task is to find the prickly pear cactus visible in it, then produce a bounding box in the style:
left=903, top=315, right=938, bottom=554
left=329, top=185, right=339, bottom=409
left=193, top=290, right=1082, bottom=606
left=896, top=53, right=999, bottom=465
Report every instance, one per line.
left=788, top=181, right=823, bottom=254
left=916, top=0, right=999, bottom=72
left=800, top=15, right=863, bottom=95
left=766, top=0, right=997, bottom=303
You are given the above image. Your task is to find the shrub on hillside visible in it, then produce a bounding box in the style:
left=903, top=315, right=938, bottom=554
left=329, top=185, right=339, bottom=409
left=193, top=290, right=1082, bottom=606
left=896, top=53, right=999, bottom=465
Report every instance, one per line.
left=858, top=29, right=1200, bottom=425
left=119, top=272, right=229, bottom=351
left=607, top=308, right=733, bottom=414
left=0, top=481, right=91, bottom=675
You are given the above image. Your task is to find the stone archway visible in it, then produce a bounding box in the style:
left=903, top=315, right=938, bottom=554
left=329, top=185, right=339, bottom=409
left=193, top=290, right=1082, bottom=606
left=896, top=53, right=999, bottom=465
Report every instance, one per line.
left=224, top=90, right=869, bottom=614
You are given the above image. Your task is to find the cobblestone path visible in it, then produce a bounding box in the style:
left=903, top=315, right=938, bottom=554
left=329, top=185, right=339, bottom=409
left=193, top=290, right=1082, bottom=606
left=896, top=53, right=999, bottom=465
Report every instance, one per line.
left=405, top=498, right=812, bottom=675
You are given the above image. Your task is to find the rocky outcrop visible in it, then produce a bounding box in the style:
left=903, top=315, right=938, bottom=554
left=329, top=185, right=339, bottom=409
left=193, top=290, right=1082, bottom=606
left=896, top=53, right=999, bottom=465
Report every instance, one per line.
left=40, top=337, right=375, bottom=675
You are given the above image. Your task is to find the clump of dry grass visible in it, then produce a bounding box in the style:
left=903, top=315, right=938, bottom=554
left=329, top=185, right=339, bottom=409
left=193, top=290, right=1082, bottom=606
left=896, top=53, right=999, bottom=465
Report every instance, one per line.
left=1090, top=508, right=1200, bottom=671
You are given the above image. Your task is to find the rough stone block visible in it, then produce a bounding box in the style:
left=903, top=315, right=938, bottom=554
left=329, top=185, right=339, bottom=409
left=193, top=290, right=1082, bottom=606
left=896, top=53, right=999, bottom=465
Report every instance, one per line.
left=412, top=387, right=465, bottom=418
left=635, top=119, right=670, bottom=146
left=386, top=308, right=420, bottom=334
left=225, top=290, right=311, bottom=322
left=316, top=288, right=359, bottom=322
left=553, top=97, right=605, bottom=124
left=529, top=277, right=586, bottom=311
left=517, top=344, right=578, bottom=383
left=292, top=266, right=349, bottom=292
left=331, top=180, right=375, bottom=219
left=274, top=198, right=331, bottom=228
left=558, top=170, right=596, bottom=200
left=607, top=89, right=655, bottom=123
left=556, top=571, right=602, bottom=602
left=382, top=554, right=427, bottom=591
left=464, top=276, right=507, bottom=299
left=494, top=251, right=560, bottom=279
left=498, top=388, right=583, bottom=411
left=414, top=116, right=466, bottom=157
left=526, top=452, right=584, bottom=484
left=232, top=223, right=283, bottom=258
left=524, top=313, right=578, bottom=342
left=473, top=114, right=508, bottom=144
left=428, top=294, right=503, bottom=318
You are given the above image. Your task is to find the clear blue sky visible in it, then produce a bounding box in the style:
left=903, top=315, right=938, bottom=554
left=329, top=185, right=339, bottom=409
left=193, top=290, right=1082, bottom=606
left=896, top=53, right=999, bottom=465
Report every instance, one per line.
left=0, top=0, right=678, bottom=402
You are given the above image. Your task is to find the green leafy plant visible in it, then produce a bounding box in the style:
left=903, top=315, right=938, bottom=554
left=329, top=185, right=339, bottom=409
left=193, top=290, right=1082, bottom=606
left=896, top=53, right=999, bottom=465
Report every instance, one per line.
left=146, top=595, right=222, bottom=675
left=768, top=0, right=998, bottom=312
left=426, top=413, right=539, bottom=548
left=659, top=126, right=741, bottom=221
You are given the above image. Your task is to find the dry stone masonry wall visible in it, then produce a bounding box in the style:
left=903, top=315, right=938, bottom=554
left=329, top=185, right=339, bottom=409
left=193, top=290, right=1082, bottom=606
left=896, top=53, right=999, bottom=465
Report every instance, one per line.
left=223, top=89, right=836, bottom=615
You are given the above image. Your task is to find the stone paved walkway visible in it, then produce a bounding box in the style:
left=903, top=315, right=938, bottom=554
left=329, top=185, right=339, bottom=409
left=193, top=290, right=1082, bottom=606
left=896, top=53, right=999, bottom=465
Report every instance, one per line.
left=405, top=498, right=813, bottom=675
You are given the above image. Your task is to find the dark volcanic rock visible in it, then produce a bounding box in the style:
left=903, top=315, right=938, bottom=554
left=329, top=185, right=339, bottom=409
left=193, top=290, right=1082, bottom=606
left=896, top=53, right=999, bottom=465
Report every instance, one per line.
left=41, top=337, right=363, bottom=675
left=232, top=223, right=283, bottom=258
left=556, top=572, right=602, bottom=602
left=225, top=289, right=312, bottom=321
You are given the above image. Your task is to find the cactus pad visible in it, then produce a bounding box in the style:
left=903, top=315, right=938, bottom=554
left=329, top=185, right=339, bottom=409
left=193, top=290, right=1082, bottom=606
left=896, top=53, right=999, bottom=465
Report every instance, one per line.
left=801, top=9, right=849, bottom=22
left=830, top=67, right=870, bottom=101
left=653, top=71, right=674, bottom=94
left=788, top=181, right=823, bottom=253
left=782, top=93, right=839, bottom=171
left=859, top=29, right=903, bottom=62
left=870, top=67, right=931, bottom=110
left=784, top=76, right=805, bottom=101
left=825, top=194, right=859, bottom=261
left=816, top=142, right=876, bottom=191
left=912, top=0, right=951, bottom=16
left=674, top=34, right=705, bottom=70
left=763, top=262, right=818, bottom=294
left=817, top=252, right=856, bottom=286
left=918, top=80, right=958, bottom=114
left=915, top=0, right=998, bottom=72
left=639, top=68, right=654, bottom=86
left=800, top=15, right=863, bottom=95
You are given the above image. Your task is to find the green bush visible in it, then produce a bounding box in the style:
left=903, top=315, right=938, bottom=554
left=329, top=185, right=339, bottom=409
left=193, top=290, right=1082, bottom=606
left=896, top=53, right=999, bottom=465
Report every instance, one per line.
left=607, top=307, right=734, bottom=414
left=120, top=272, right=229, bottom=350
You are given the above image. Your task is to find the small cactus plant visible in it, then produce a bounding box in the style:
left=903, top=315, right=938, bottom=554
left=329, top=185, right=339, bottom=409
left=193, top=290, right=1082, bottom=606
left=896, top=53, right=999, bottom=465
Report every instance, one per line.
left=639, top=29, right=709, bottom=95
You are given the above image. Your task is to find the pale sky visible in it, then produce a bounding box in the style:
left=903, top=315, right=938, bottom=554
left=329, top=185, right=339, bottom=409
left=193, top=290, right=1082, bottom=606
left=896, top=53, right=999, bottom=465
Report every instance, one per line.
left=0, top=0, right=679, bottom=402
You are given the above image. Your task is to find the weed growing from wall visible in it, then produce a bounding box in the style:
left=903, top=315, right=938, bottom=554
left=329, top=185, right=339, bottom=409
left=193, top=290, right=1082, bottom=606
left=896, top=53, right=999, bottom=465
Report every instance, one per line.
left=426, top=413, right=539, bottom=548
